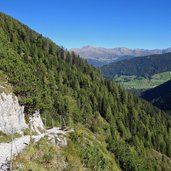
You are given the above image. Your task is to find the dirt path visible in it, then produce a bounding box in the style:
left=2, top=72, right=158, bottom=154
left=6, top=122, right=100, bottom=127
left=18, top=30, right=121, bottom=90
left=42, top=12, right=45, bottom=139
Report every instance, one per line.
left=0, top=127, right=73, bottom=171
left=0, top=134, right=44, bottom=170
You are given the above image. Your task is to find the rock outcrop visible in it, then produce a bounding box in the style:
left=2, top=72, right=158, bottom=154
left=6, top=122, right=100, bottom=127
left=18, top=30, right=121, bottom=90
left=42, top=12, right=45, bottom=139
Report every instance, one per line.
left=47, top=134, right=67, bottom=146
left=46, top=127, right=74, bottom=147
left=29, top=110, right=45, bottom=134
left=0, top=92, right=28, bottom=134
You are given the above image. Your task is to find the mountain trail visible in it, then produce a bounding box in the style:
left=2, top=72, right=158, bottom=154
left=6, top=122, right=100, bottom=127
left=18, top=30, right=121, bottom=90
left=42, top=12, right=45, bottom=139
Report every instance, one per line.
left=0, top=127, right=73, bottom=171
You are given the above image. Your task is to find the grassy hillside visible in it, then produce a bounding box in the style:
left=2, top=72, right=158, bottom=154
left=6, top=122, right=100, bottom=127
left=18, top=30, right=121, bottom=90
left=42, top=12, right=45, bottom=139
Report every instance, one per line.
left=0, top=12, right=171, bottom=170
left=13, top=125, right=121, bottom=171
left=13, top=125, right=171, bottom=171
left=114, top=71, right=171, bottom=90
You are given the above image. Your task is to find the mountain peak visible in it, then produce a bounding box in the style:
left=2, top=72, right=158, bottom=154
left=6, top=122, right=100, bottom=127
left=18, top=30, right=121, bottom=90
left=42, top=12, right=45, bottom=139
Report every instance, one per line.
left=82, top=45, right=93, bottom=49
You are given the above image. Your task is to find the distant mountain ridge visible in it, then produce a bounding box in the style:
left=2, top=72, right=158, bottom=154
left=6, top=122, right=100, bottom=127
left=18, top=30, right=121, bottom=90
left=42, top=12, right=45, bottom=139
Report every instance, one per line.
left=101, top=53, right=171, bottom=78
left=71, top=46, right=171, bottom=67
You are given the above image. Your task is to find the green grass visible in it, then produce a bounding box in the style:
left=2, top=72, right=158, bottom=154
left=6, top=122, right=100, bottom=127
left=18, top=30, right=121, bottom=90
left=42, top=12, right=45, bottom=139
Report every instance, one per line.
left=13, top=137, right=67, bottom=171
left=114, top=71, right=171, bottom=90
left=145, top=149, right=171, bottom=171
left=68, top=125, right=121, bottom=171
left=0, top=131, right=21, bottom=143
left=13, top=124, right=121, bottom=171
left=0, top=128, right=36, bottom=143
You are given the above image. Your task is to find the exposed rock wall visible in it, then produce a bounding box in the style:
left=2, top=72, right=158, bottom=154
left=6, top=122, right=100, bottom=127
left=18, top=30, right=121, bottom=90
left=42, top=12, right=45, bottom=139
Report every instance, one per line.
left=0, top=92, right=28, bottom=134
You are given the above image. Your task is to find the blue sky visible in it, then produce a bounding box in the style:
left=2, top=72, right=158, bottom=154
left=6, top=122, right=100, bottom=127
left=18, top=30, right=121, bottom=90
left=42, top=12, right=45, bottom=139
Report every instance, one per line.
left=0, top=0, right=171, bottom=49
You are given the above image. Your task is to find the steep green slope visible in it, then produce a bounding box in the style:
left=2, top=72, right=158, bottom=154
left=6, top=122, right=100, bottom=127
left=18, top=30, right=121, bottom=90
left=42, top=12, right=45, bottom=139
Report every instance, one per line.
left=13, top=125, right=121, bottom=171
left=0, top=12, right=171, bottom=170
left=141, top=80, right=171, bottom=111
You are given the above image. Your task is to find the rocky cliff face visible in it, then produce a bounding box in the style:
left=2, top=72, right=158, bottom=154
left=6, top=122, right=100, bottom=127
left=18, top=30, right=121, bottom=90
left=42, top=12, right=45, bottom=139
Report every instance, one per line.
left=0, top=92, right=28, bottom=134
